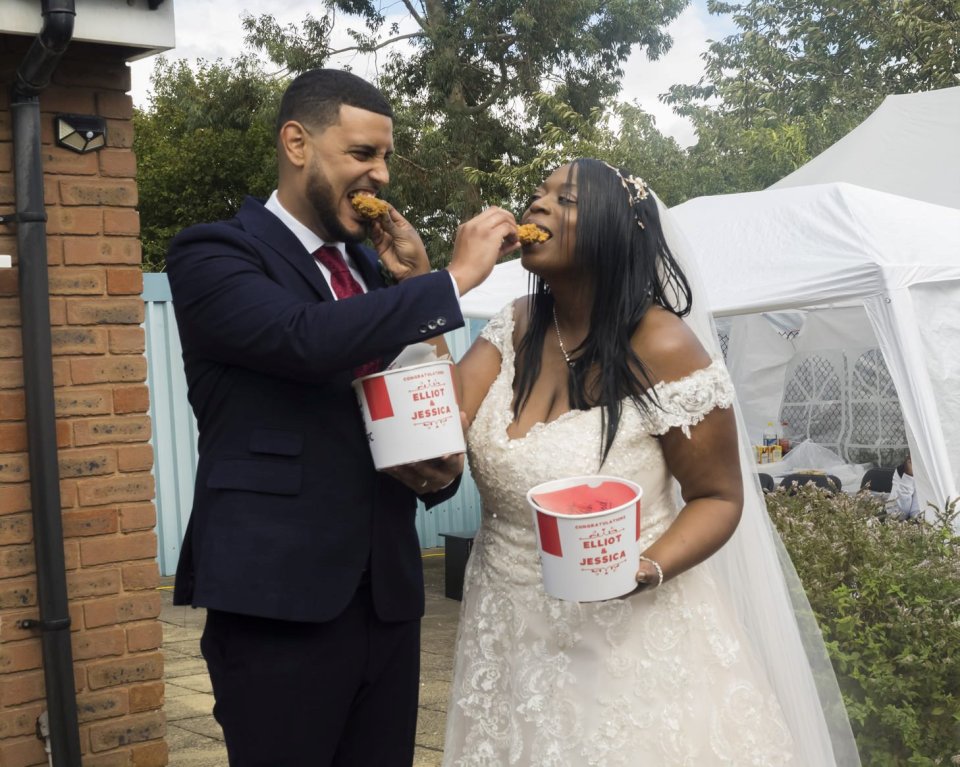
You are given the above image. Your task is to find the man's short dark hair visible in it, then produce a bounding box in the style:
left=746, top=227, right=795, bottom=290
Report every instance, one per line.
left=275, top=69, right=393, bottom=135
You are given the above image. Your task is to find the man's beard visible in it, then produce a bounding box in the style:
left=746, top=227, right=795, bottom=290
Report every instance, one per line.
left=305, top=163, right=366, bottom=244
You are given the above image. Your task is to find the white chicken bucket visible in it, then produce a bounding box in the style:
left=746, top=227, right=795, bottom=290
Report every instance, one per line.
left=527, top=476, right=643, bottom=602
left=353, top=360, right=465, bottom=470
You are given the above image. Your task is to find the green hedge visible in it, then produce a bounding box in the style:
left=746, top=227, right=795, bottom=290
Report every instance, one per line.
left=767, top=487, right=960, bottom=765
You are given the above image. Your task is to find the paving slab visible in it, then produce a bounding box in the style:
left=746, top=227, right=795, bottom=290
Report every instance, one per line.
left=413, top=745, right=444, bottom=767
left=164, top=692, right=216, bottom=722
left=160, top=547, right=462, bottom=765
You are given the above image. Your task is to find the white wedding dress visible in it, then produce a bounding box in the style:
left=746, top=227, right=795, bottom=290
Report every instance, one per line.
left=442, top=304, right=798, bottom=767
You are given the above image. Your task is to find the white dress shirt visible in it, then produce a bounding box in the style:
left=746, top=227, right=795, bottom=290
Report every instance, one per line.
left=265, top=191, right=368, bottom=299
left=888, top=469, right=920, bottom=519
left=263, top=190, right=461, bottom=301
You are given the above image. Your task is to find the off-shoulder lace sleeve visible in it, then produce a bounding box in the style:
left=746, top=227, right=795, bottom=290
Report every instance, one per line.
left=478, top=302, right=516, bottom=356
left=644, top=358, right=735, bottom=438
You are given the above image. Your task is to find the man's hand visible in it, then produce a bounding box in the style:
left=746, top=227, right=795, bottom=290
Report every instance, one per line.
left=382, top=412, right=469, bottom=494
left=371, top=205, right=430, bottom=282
left=383, top=452, right=465, bottom=495
left=446, top=207, right=521, bottom=296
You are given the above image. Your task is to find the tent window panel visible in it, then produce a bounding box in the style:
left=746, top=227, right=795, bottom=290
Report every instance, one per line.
left=851, top=349, right=898, bottom=399
left=878, top=402, right=907, bottom=444
left=847, top=447, right=875, bottom=464
left=822, top=375, right=841, bottom=401
left=784, top=356, right=842, bottom=401
left=849, top=401, right=880, bottom=444
left=778, top=402, right=843, bottom=449
left=852, top=349, right=881, bottom=390
left=879, top=447, right=910, bottom=468
left=845, top=349, right=908, bottom=466
left=780, top=355, right=843, bottom=450
left=784, top=359, right=812, bottom=402
left=779, top=405, right=808, bottom=447
left=807, top=402, right=843, bottom=448
left=717, top=330, right=729, bottom=360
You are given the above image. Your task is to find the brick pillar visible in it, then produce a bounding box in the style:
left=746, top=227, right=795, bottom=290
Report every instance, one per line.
left=0, top=38, right=167, bottom=767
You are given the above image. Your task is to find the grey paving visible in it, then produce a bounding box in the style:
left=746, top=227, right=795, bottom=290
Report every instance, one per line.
left=159, top=548, right=461, bottom=766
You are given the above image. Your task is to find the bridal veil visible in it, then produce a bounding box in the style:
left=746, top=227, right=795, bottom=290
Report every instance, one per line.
left=656, top=196, right=862, bottom=766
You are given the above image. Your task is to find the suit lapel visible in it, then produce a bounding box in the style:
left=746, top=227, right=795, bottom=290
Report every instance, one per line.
left=346, top=242, right=386, bottom=292
left=238, top=197, right=388, bottom=299
left=236, top=198, right=404, bottom=372
left=236, top=197, right=335, bottom=302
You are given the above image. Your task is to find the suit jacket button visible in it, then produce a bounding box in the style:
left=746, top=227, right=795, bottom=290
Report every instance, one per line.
left=427, top=321, right=437, bottom=331
left=437, top=317, right=447, bottom=327
left=418, top=325, right=428, bottom=334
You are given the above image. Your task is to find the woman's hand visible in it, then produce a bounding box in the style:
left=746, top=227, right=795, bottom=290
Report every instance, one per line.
left=371, top=205, right=430, bottom=282
left=634, top=557, right=663, bottom=591
left=446, top=207, right=520, bottom=295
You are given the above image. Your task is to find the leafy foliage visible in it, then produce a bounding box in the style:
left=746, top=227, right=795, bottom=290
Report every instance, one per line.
left=134, top=0, right=959, bottom=269
left=768, top=487, right=960, bottom=765
left=665, top=0, right=960, bottom=195
left=241, top=0, right=689, bottom=265
left=133, top=56, right=284, bottom=271
left=464, top=93, right=690, bottom=213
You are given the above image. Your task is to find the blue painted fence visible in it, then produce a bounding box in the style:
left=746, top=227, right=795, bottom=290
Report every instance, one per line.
left=143, top=273, right=485, bottom=576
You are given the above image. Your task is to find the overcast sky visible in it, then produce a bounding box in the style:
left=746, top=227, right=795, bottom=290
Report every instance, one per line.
left=129, top=2, right=736, bottom=147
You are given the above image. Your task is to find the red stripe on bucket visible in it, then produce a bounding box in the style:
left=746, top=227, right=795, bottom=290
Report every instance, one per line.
left=362, top=377, right=394, bottom=421
left=536, top=512, right=562, bottom=557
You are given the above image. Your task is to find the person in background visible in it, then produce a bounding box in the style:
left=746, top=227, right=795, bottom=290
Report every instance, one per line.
left=889, top=453, right=921, bottom=520
left=166, top=68, right=518, bottom=766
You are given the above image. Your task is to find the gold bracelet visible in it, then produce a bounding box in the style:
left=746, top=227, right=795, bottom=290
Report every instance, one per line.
left=637, top=555, right=664, bottom=588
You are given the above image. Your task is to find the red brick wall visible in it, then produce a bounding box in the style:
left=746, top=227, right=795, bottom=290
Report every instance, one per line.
left=0, top=37, right=166, bottom=767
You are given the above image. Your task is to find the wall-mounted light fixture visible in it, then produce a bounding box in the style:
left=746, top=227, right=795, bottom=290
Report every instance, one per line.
left=54, top=114, right=107, bottom=154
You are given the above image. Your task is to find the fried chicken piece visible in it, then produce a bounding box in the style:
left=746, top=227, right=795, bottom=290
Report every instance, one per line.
left=351, top=194, right=390, bottom=220
left=517, top=223, right=551, bottom=244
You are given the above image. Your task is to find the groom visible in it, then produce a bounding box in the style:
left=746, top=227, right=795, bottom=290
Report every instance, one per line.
left=166, top=69, right=518, bottom=765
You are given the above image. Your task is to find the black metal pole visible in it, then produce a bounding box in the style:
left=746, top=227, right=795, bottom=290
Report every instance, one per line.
left=10, top=1, right=82, bottom=765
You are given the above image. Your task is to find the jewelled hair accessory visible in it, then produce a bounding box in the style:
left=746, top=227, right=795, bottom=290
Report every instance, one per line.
left=601, top=161, right=649, bottom=229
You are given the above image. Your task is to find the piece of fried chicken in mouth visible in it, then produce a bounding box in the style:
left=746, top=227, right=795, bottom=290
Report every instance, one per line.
left=351, top=194, right=390, bottom=220
left=516, top=223, right=551, bottom=244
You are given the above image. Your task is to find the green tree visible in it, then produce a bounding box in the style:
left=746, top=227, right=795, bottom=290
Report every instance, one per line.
left=242, top=0, right=689, bottom=264
left=665, top=0, right=960, bottom=194
left=464, top=94, right=691, bottom=212
left=134, top=56, right=284, bottom=271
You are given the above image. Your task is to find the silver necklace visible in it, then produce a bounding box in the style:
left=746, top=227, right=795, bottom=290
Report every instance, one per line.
left=552, top=306, right=574, bottom=367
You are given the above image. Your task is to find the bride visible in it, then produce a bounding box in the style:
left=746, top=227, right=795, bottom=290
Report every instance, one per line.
left=442, top=159, right=860, bottom=766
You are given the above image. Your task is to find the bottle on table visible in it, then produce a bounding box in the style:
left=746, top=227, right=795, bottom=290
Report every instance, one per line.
left=763, top=421, right=778, bottom=446
left=778, top=420, right=791, bottom=454
left=762, top=421, right=782, bottom=463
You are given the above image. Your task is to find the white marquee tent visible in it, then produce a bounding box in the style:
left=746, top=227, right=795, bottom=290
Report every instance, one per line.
left=770, top=86, right=960, bottom=209
left=461, top=182, right=960, bottom=512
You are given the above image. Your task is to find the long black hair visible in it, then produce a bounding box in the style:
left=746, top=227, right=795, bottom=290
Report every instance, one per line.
left=513, top=158, right=693, bottom=465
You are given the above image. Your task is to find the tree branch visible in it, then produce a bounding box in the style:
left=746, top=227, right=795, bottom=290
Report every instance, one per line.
left=472, top=32, right=517, bottom=45
left=462, top=59, right=510, bottom=115
left=329, top=31, right=425, bottom=56
left=401, top=0, right=427, bottom=31
left=393, top=153, right=430, bottom=175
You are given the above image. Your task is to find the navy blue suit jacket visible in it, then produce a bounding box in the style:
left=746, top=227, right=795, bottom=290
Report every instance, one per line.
left=167, top=197, right=464, bottom=623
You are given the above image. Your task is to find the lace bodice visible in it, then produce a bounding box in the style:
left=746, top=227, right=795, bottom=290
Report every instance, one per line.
left=466, top=303, right=735, bottom=585
left=443, top=302, right=794, bottom=766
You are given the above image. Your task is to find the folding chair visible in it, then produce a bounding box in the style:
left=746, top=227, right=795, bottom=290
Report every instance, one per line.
left=859, top=467, right=895, bottom=494
left=757, top=472, right=775, bottom=493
